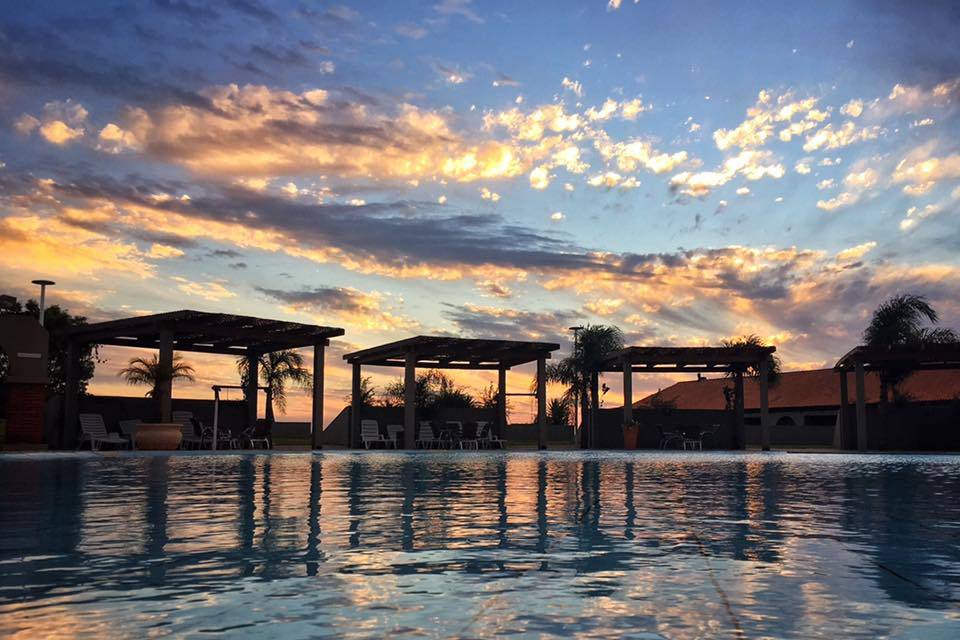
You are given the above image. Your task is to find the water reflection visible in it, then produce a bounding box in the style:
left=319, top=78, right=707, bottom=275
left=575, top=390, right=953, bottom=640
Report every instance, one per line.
left=0, top=451, right=959, bottom=638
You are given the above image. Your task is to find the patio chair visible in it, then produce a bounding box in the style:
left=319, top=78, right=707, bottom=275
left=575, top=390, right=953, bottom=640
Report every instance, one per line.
left=78, top=414, right=130, bottom=451
left=360, top=419, right=390, bottom=449
left=459, top=422, right=480, bottom=449
left=243, top=419, right=272, bottom=449
left=118, top=419, right=141, bottom=448
left=417, top=421, right=440, bottom=449
left=476, top=421, right=505, bottom=449
left=172, top=411, right=203, bottom=450
left=386, top=424, right=404, bottom=448
left=443, top=421, right=463, bottom=449
left=658, top=424, right=683, bottom=449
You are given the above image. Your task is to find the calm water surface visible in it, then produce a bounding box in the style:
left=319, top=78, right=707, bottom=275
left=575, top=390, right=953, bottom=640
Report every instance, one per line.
left=0, top=451, right=958, bottom=639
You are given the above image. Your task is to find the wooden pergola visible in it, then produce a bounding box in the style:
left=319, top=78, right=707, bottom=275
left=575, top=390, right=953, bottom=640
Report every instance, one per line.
left=602, top=345, right=777, bottom=450
left=343, top=336, right=560, bottom=449
left=834, top=344, right=960, bottom=451
left=61, top=310, right=344, bottom=449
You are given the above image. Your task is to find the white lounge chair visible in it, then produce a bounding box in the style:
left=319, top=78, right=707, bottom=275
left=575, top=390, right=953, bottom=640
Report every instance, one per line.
left=386, top=424, right=404, bottom=448
left=118, top=419, right=141, bottom=448
left=476, top=421, right=505, bottom=449
left=417, top=421, right=439, bottom=449
left=360, top=419, right=390, bottom=449
left=78, top=414, right=130, bottom=451
left=172, top=411, right=203, bottom=449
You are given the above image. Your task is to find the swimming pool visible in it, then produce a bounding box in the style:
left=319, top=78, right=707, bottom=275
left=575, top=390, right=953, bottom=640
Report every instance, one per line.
left=0, top=451, right=958, bottom=638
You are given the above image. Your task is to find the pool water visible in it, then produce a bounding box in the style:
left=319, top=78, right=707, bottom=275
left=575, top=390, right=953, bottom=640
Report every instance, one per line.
left=0, top=451, right=958, bottom=639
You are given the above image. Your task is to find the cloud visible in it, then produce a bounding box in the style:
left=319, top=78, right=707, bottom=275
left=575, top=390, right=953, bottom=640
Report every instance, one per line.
left=891, top=141, right=960, bottom=188
left=836, top=241, right=876, bottom=263
left=596, top=138, right=688, bottom=174
left=713, top=90, right=824, bottom=151
left=15, top=99, right=88, bottom=145
left=802, top=122, right=881, bottom=152
left=491, top=72, right=520, bottom=88
left=256, top=285, right=417, bottom=330
left=899, top=204, right=942, bottom=231
left=816, top=165, right=879, bottom=211
left=561, top=77, right=583, bottom=97
left=395, top=22, right=428, bottom=39
left=840, top=99, right=864, bottom=118
left=529, top=166, right=551, bottom=190
left=433, top=0, right=484, bottom=24
left=670, top=149, right=784, bottom=198
left=442, top=303, right=580, bottom=340
left=102, top=83, right=529, bottom=183
left=172, top=276, right=236, bottom=301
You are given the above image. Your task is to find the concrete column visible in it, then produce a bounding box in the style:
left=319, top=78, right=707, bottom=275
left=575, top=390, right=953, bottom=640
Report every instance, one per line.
left=245, top=349, right=259, bottom=428
left=536, top=356, right=547, bottom=450
left=158, top=330, right=174, bottom=422
left=837, top=370, right=849, bottom=449
left=311, top=342, right=325, bottom=449
left=622, top=359, right=633, bottom=425
left=497, top=367, right=508, bottom=439
left=855, top=362, right=867, bottom=451
left=734, top=371, right=745, bottom=450
left=759, top=358, right=770, bottom=451
left=404, top=352, right=417, bottom=449
left=350, top=362, right=361, bottom=449
left=62, top=340, right=79, bottom=449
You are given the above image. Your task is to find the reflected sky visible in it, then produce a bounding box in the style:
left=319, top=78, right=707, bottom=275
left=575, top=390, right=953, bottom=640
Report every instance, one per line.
left=1, top=452, right=959, bottom=638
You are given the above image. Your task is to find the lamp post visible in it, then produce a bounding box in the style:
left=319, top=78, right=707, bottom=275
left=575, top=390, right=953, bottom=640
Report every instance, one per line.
left=31, top=280, right=55, bottom=327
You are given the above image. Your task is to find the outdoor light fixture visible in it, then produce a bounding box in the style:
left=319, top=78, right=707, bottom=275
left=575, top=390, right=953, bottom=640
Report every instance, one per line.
left=31, top=279, right=55, bottom=327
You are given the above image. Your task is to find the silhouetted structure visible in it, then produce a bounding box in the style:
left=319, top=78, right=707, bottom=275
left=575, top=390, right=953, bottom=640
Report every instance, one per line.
left=59, top=310, right=344, bottom=449
left=834, top=344, right=960, bottom=450
left=602, top=345, right=777, bottom=450
left=343, top=336, right=559, bottom=449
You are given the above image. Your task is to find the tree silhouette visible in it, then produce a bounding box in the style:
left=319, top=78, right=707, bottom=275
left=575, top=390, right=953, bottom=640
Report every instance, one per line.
left=237, top=350, right=313, bottom=423
left=119, top=354, right=196, bottom=398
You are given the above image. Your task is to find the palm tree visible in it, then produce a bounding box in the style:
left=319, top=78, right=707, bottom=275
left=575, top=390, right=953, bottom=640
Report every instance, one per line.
left=720, top=334, right=781, bottom=385
left=118, top=354, right=196, bottom=397
left=545, top=324, right=624, bottom=447
left=864, top=294, right=958, bottom=406
left=237, top=350, right=313, bottom=423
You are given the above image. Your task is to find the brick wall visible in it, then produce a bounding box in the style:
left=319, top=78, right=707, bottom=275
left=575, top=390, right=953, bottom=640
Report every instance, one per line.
left=5, top=383, right=46, bottom=443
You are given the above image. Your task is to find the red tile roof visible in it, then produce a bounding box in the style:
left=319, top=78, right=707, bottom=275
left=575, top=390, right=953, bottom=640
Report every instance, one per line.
left=636, top=368, right=960, bottom=411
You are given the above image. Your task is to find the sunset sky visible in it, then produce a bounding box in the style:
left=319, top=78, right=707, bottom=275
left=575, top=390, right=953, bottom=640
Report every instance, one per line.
left=2, top=1, right=959, bottom=421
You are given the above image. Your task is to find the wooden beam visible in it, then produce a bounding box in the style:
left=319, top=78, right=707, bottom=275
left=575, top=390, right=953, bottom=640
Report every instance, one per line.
left=759, top=359, right=770, bottom=452
left=855, top=362, right=867, bottom=451
left=733, top=371, right=745, bottom=450
left=245, top=349, right=259, bottom=428
left=350, top=362, right=361, bottom=449
left=837, top=370, right=849, bottom=450
left=311, top=342, right=325, bottom=450
left=404, top=352, right=417, bottom=450
left=62, top=340, right=79, bottom=449
left=622, top=358, right=633, bottom=427
left=158, top=330, right=174, bottom=422
left=497, top=367, right=508, bottom=439
left=537, top=356, right=547, bottom=450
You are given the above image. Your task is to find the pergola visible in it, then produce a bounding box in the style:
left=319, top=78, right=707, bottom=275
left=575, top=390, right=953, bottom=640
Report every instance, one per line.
left=602, top=345, right=777, bottom=450
left=61, top=310, right=344, bottom=449
left=343, top=336, right=560, bottom=449
left=834, top=344, right=960, bottom=451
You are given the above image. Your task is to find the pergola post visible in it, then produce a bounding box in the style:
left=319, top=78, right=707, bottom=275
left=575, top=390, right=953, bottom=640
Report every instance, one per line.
left=622, top=359, right=633, bottom=426
left=733, top=370, right=745, bottom=450
left=855, top=361, right=867, bottom=451
left=158, top=329, right=174, bottom=422
left=536, top=356, right=547, bottom=450
left=350, top=362, right=361, bottom=449
left=404, top=351, right=417, bottom=449
left=837, top=370, right=849, bottom=449
left=62, top=339, right=79, bottom=449
left=497, top=367, right=507, bottom=439
left=759, top=358, right=770, bottom=451
left=245, top=348, right=259, bottom=428
left=311, top=342, right=325, bottom=449
left=590, top=371, right=599, bottom=448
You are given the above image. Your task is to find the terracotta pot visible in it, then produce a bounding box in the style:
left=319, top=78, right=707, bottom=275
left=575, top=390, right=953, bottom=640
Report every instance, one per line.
left=622, top=423, right=640, bottom=450
left=134, top=423, right=183, bottom=451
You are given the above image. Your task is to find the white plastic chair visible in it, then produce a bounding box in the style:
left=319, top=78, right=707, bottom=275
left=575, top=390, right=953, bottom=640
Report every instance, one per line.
left=417, top=421, right=439, bottom=449
left=172, top=411, right=203, bottom=449
left=386, top=424, right=404, bottom=448
left=78, top=414, right=130, bottom=451
left=360, top=419, right=390, bottom=449
left=118, top=419, right=141, bottom=449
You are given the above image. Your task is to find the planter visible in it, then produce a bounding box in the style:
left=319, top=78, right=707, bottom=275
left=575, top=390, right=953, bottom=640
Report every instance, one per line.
left=622, top=422, right=640, bottom=450
left=0, top=418, right=5, bottom=451
left=134, top=423, right=182, bottom=451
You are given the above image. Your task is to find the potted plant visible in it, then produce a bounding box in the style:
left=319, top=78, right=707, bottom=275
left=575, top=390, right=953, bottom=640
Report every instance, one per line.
left=622, top=418, right=640, bottom=449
